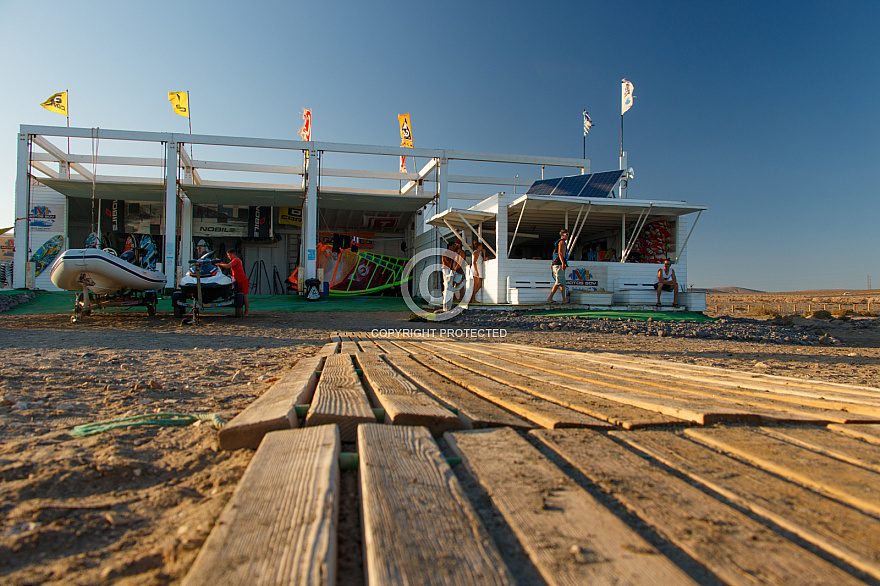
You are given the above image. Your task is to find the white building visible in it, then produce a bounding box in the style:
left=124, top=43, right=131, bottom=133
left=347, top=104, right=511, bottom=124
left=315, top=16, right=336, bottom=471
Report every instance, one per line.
left=12, top=125, right=705, bottom=308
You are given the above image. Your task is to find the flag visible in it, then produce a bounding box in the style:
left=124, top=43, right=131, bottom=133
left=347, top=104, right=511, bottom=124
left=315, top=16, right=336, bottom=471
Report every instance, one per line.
left=298, top=108, right=312, bottom=141
left=168, top=91, right=189, bottom=117
left=399, top=156, right=407, bottom=173
left=621, top=79, right=634, bottom=115
left=583, top=110, right=592, bottom=135
left=398, top=113, right=413, bottom=148
left=40, top=91, right=68, bottom=117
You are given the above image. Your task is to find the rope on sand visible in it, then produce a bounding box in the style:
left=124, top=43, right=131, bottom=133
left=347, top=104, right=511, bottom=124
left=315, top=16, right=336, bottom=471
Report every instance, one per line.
left=70, top=412, right=224, bottom=437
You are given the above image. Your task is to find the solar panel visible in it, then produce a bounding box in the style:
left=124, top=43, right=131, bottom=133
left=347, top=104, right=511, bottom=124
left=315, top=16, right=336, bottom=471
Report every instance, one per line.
left=579, top=170, right=625, bottom=198
left=525, top=178, right=561, bottom=195
left=525, top=170, right=624, bottom=198
left=551, top=175, right=591, bottom=196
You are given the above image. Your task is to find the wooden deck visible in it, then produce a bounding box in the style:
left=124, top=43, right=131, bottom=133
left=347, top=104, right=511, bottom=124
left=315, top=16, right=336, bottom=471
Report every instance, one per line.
left=193, top=335, right=880, bottom=584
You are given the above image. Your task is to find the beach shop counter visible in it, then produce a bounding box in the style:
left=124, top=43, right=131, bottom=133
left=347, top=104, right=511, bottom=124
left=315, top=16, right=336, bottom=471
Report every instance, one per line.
left=423, top=190, right=707, bottom=309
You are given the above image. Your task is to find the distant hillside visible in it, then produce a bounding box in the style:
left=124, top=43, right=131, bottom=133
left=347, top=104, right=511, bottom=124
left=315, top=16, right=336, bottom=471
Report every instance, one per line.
left=693, top=287, right=765, bottom=294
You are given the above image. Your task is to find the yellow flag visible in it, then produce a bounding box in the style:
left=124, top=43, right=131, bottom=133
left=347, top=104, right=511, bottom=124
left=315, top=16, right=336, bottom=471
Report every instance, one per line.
left=40, top=91, right=68, bottom=117
left=398, top=113, right=413, bottom=148
left=168, top=91, right=189, bottom=118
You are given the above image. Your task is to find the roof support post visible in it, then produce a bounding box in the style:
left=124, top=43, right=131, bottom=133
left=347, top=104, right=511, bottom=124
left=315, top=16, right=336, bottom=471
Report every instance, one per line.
left=507, top=201, right=527, bottom=257
left=454, top=212, right=496, bottom=257
left=163, top=141, right=179, bottom=289
left=437, top=155, right=448, bottom=212
left=180, top=165, right=194, bottom=273
left=621, top=205, right=652, bottom=262
left=568, top=204, right=591, bottom=254
left=674, top=210, right=702, bottom=264
left=13, top=133, right=30, bottom=288
left=303, top=149, right=319, bottom=281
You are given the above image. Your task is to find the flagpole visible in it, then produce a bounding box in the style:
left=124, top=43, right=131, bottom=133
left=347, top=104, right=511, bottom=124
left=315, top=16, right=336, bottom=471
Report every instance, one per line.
left=66, top=89, right=70, bottom=156
left=187, top=91, right=193, bottom=158
left=620, top=114, right=624, bottom=157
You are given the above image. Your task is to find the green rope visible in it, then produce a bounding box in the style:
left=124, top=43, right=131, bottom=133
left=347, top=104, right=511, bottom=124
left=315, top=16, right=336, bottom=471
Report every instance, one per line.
left=70, top=412, right=224, bottom=438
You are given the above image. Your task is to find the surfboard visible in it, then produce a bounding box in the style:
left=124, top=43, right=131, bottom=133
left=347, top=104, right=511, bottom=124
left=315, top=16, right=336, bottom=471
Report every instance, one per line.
left=30, top=234, right=64, bottom=277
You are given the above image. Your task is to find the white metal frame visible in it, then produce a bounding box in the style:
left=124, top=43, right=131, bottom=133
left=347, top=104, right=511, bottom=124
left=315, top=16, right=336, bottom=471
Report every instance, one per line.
left=13, top=124, right=592, bottom=289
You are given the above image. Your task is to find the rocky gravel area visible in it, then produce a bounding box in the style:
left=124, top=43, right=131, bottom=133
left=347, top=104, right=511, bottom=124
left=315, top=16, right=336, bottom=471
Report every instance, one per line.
left=453, top=310, right=879, bottom=347
left=0, top=292, right=37, bottom=313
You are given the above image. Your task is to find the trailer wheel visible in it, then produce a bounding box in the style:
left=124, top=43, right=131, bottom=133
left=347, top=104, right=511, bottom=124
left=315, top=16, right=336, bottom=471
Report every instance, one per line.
left=172, top=291, right=184, bottom=318
left=147, top=304, right=157, bottom=316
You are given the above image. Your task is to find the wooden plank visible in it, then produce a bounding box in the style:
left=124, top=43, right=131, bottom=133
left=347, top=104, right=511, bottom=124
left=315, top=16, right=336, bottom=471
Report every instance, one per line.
left=437, top=341, right=744, bottom=426
left=358, top=424, right=513, bottom=586
left=532, top=428, right=863, bottom=586
left=614, top=429, right=880, bottom=581
left=509, top=343, right=880, bottom=404
left=410, top=352, right=611, bottom=429
left=316, top=341, right=339, bottom=356
left=685, top=426, right=880, bottom=517
left=829, top=423, right=880, bottom=445
left=330, top=332, right=341, bottom=342
left=218, top=356, right=323, bottom=451
left=340, top=341, right=360, bottom=354
left=305, top=354, right=375, bottom=442
left=760, top=426, right=880, bottom=474
left=183, top=425, right=340, bottom=586
left=357, top=339, right=382, bottom=352
left=419, top=341, right=682, bottom=429
left=371, top=339, right=409, bottom=354
left=492, top=345, right=868, bottom=424
left=445, top=427, right=697, bottom=585
left=355, top=354, right=460, bottom=436
left=383, top=354, right=533, bottom=430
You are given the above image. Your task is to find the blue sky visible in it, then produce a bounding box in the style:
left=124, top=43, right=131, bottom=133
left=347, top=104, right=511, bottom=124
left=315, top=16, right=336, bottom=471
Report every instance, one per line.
left=1, top=0, right=877, bottom=291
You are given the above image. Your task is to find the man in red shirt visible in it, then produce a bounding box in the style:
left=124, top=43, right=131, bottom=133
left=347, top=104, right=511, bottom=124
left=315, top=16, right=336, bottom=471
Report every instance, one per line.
left=218, top=249, right=249, bottom=316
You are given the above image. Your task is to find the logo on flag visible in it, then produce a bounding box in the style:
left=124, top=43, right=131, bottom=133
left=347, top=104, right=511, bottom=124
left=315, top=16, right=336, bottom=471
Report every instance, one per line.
left=399, top=156, right=408, bottom=173
left=40, top=91, right=68, bottom=117
left=583, top=110, right=592, bottom=135
left=298, top=108, right=312, bottom=141
left=398, top=113, right=413, bottom=148
left=168, top=91, right=189, bottom=117
left=621, top=79, right=634, bottom=115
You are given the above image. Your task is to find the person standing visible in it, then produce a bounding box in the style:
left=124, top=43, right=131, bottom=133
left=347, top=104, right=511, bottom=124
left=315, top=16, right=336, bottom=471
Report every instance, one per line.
left=438, top=239, right=463, bottom=312
left=547, top=230, right=569, bottom=303
left=217, top=249, right=250, bottom=316
left=470, top=241, right=485, bottom=303
left=654, top=259, right=679, bottom=307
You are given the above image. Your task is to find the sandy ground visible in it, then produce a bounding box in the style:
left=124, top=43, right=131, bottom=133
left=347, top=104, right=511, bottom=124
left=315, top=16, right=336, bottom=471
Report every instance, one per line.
left=2, top=292, right=880, bottom=584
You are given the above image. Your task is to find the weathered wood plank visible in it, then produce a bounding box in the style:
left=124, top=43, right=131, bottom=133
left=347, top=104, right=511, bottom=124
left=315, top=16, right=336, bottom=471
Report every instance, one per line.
left=357, top=339, right=382, bottom=352
left=508, top=343, right=880, bottom=404
left=614, top=429, right=880, bottom=581
left=686, top=426, right=880, bottom=517
left=316, top=341, right=339, bottom=356
left=533, top=428, right=863, bottom=585
left=421, top=341, right=682, bottom=429
left=219, top=356, right=323, bottom=451
left=829, top=423, right=880, bottom=446
left=355, top=354, right=460, bottom=436
left=491, top=345, right=865, bottom=424
left=183, top=425, right=340, bottom=586
left=383, top=354, right=533, bottom=430
left=305, top=354, right=375, bottom=442
left=371, top=339, right=409, bottom=354
left=340, top=341, right=360, bottom=354
left=410, top=352, right=611, bottom=429
left=437, top=341, right=743, bottom=426
left=445, top=427, right=697, bottom=585
left=358, top=424, right=513, bottom=586
left=760, top=426, right=880, bottom=474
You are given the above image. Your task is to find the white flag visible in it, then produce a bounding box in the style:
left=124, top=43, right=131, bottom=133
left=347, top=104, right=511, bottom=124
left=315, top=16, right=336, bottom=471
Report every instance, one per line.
left=621, top=79, right=634, bottom=115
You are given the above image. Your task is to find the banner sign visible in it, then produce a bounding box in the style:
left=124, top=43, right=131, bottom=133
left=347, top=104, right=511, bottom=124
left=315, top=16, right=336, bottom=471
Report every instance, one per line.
left=567, top=267, right=602, bottom=291
left=279, top=207, right=302, bottom=227
left=248, top=206, right=272, bottom=239
left=100, top=199, right=126, bottom=232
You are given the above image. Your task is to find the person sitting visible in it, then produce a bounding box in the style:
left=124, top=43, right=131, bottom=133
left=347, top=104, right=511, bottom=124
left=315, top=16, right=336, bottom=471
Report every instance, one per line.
left=654, top=259, right=679, bottom=307
left=602, top=248, right=618, bottom=262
